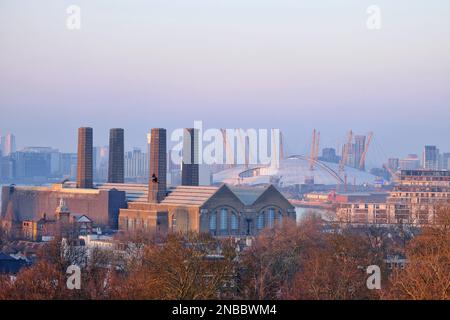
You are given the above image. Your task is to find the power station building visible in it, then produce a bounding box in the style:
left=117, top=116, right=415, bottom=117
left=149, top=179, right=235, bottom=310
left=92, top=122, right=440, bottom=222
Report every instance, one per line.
left=1, top=126, right=295, bottom=238
left=1, top=183, right=126, bottom=230
left=119, top=127, right=295, bottom=236
left=119, top=184, right=295, bottom=236
left=1, top=127, right=126, bottom=232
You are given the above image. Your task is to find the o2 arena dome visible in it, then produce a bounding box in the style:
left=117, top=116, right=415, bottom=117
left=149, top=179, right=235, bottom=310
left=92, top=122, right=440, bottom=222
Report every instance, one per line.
left=213, top=155, right=377, bottom=187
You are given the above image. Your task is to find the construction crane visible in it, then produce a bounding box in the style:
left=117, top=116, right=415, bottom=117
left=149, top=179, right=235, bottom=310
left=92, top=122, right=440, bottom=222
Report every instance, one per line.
left=309, top=129, right=320, bottom=170
left=339, top=130, right=353, bottom=173
left=359, top=132, right=373, bottom=171
left=315, top=131, right=320, bottom=166
left=383, top=163, right=399, bottom=181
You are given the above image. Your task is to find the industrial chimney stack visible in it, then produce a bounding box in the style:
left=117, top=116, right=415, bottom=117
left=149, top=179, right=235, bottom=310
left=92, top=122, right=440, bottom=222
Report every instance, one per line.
left=181, top=128, right=199, bottom=186
left=77, top=127, right=93, bottom=189
left=108, top=128, right=125, bottom=183
left=148, top=128, right=167, bottom=203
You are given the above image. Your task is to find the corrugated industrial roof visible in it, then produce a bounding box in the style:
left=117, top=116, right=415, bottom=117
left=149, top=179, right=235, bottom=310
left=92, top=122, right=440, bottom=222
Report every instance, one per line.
left=61, top=182, right=280, bottom=207
left=65, top=182, right=149, bottom=202
left=160, top=186, right=219, bottom=206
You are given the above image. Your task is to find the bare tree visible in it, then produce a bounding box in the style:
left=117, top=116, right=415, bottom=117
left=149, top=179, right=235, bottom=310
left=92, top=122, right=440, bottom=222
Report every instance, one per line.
left=111, top=233, right=236, bottom=300
left=382, top=207, right=450, bottom=300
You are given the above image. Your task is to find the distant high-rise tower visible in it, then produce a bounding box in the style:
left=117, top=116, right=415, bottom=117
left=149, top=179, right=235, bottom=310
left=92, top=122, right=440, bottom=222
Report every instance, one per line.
left=442, top=153, right=450, bottom=171
left=423, top=145, right=439, bottom=170
left=108, top=128, right=124, bottom=183
left=1, top=133, right=16, bottom=156
left=148, top=128, right=167, bottom=203
left=399, top=154, right=420, bottom=170
left=182, top=128, right=199, bottom=186
left=77, top=127, right=93, bottom=188
left=320, top=148, right=339, bottom=163
left=94, top=146, right=109, bottom=182
left=387, top=158, right=399, bottom=171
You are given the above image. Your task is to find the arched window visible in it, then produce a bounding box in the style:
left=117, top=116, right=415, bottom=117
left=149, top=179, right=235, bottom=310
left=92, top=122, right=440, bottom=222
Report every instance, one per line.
left=257, top=212, right=265, bottom=230
left=209, top=212, right=217, bottom=233
left=268, top=208, right=275, bottom=228
left=220, top=208, right=228, bottom=232
left=231, top=212, right=238, bottom=233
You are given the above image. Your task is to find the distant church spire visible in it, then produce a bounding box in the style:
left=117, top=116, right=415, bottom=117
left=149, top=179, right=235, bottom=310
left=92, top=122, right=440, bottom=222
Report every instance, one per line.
left=56, top=198, right=70, bottom=222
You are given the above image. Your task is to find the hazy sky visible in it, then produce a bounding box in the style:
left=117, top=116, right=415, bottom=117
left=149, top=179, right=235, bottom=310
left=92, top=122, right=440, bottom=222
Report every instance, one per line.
left=0, top=0, right=449, bottom=166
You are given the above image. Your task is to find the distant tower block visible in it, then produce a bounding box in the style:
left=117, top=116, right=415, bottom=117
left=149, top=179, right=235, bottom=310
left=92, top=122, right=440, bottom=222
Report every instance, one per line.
left=108, top=128, right=125, bottom=183
left=77, top=127, right=93, bottom=188
left=148, top=128, right=167, bottom=203
left=182, top=128, right=199, bottom=186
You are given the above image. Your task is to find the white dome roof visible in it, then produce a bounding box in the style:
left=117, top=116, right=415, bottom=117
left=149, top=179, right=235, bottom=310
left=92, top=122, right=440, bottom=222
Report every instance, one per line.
left=213, top=157, right=377, bottom=187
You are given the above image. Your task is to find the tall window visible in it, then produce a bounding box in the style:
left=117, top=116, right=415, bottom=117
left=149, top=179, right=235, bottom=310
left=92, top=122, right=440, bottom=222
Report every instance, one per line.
left=278, top=211, right=283, bottom=227
left=257, top=212, right=264, bottom=230
left=209, top=212, right=217, bottom=232
left=268, top=208, right=275, bottom=228
left=172, top=214, right=177, bottom=230
left=231, top=212, right=238, bottom=233
left=128, top=218, right=134, bottom=230
left=220, top=208, right=228, bottom=232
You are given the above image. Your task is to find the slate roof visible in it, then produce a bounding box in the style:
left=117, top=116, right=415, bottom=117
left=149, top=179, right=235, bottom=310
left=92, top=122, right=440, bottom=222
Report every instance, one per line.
left=228, top=185, right=270, bottom=206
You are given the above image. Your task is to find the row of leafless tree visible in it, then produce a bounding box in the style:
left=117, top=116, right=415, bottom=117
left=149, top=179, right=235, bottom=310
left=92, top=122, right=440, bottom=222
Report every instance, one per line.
left=0, top=209, right=448, bottom=300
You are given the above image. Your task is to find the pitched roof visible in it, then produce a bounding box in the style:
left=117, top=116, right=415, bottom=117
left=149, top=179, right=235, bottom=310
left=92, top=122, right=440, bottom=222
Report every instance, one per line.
left=228, top=185, right=270, bottom=206
left=71, top=214, right=93, bottom=223
left=61, top=181, right=292, bottom=209
left=160, top=186, right=219, bottom=207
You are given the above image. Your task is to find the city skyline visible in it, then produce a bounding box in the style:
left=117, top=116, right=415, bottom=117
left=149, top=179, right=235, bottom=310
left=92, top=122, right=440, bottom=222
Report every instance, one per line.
left=1, top=0, right=449, bottom=159
left=0, top=128, right=448, bottom=170
left=1, top=1, right=449, bottom=305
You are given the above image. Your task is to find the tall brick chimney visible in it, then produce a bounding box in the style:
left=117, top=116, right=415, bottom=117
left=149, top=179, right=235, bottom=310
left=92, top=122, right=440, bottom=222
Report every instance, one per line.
left=148, top=128, right=167, bottom=203
left=77, top=127, right=93, bottom=189
left=108, top=128, right=124, bottom=183
left=181, top=128, right=199, bottom=186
